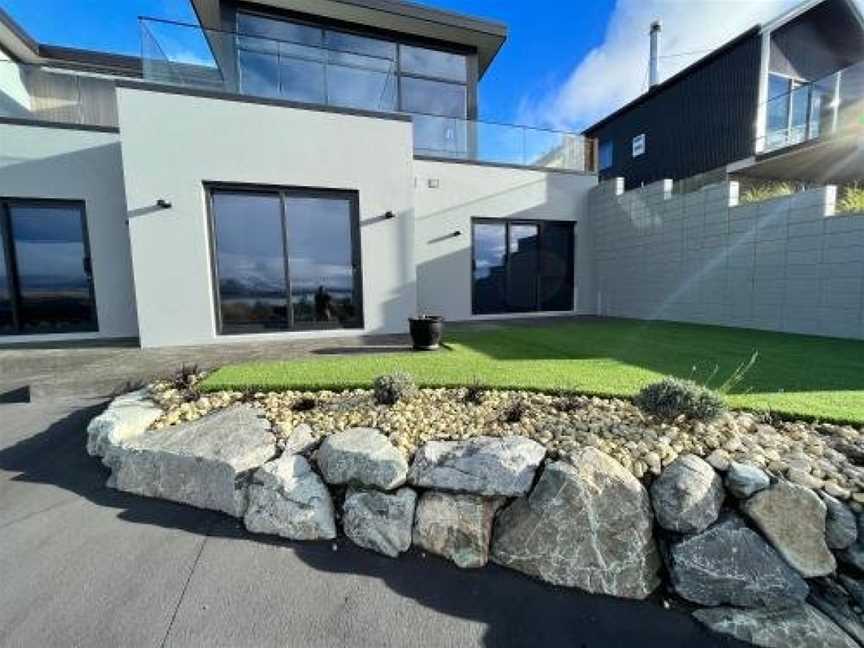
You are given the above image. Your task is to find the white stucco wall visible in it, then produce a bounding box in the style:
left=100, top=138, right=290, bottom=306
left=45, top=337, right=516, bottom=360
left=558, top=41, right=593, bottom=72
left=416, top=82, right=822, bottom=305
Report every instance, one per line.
left=0, top=123, right=139, bottom=343
left=413, top=159, right=597, bottom=321
left=117, top=87, right=416, bottom=348
left=0, top=50, right=33, bottom=118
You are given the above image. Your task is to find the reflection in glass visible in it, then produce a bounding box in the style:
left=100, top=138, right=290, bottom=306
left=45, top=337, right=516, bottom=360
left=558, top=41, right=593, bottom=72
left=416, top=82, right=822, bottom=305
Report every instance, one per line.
left=539, top=223, right=574, bottom=311
left=212, top=192, right=287, bottom=330
left=238, top=49, right=280, bottom=98
left=411, top=114, right=468, bottom=157
left=327, top=65, right=396, bottom=111
left=237, top=13, right=322, bottom=48
left=9, top=203, right=96, bottom=332
left=472, top=223, right=507, bottom=314
left=508, top=224, right=539, bottom=312
left=326, top=31, right=395, bottom=63
left=0, top=228, right=13, bottom=333
left=399, top=44, right=467, bottom=82
left=285, top=197, right=358, bottom=327
left=400, top=76, right=466, bottom=118
left=280, top=58, right=326, bottom=103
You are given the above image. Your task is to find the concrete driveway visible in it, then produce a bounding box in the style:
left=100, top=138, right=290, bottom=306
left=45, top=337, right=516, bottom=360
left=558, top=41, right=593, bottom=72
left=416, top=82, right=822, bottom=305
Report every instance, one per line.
left=0, top=398, right=747, bottom=648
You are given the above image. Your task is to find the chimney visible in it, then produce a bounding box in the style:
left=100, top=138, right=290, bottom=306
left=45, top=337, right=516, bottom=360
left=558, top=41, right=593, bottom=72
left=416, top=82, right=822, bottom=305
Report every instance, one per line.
left=649, top=20, right=662, bottom=88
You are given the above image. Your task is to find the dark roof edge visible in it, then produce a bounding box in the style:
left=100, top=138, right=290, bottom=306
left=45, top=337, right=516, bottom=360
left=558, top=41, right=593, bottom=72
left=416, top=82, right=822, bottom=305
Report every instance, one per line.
left=329, top=0, right=508, bottom=37
left=583, top=25, right=761, bottom=135
left=37, top=45, right=143, bottom=76
left=0, top=7, right=40, bottom=55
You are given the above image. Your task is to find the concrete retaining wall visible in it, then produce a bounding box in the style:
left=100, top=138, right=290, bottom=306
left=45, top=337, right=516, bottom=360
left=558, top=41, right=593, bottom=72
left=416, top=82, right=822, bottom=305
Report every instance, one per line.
left=588, top=178, right=864, bottom=339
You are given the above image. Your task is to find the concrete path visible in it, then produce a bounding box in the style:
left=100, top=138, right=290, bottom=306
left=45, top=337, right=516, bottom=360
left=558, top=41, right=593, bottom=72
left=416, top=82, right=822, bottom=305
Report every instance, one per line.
left=0, top=399, right=747, bottom=648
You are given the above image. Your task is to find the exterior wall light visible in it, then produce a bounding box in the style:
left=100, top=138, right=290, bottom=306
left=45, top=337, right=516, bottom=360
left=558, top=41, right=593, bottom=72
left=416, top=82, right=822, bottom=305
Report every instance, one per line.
left=453, top=230, right=462, bottom=237
left=156, top=199, right=172, bottom=209
left=384, top=211, right=396, bottom=219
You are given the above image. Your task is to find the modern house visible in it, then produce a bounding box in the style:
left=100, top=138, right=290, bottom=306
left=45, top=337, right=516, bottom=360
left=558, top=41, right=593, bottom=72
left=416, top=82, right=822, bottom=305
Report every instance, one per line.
left=0, top=0, right=597, bottom=348
left=584, top=0, right=864, bottom=190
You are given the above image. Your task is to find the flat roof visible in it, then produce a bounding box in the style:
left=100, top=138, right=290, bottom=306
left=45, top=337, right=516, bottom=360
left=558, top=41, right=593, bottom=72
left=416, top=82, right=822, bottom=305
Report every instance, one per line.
left=191, top=0, right=508, bottom=76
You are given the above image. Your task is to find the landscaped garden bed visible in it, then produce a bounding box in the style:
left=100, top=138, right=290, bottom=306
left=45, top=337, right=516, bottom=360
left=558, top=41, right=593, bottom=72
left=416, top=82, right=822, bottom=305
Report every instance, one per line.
left=85, top=320, right=864, bottom=648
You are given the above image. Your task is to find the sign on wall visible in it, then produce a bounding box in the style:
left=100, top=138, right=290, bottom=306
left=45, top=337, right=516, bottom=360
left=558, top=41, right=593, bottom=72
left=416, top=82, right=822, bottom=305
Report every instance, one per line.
left=632, top=134, right=646, bottom=158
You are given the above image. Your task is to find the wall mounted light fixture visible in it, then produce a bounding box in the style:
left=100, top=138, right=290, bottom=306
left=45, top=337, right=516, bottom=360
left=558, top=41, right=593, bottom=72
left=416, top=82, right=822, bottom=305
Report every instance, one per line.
left=156, top=199, right=172, bottom=209
left=453, top=230, right=462, bottom=237
left=384, top=211, right=396, bottom=219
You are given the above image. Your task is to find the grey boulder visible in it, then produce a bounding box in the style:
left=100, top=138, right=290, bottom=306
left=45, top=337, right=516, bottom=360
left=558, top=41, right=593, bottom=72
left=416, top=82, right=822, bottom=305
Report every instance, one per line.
left=279, top=423, right=320, bottom=455
left=693, top=605, right=859, bottom=648
left=408, top=436, right=545, bottom=497
left=742, top=479, right=836, bottom=577
left=650, top=454, right=724, bottom=534
left=725, top=461, right=770, bottom=499
left=491, top=450, right=660, bottom=599
left=343, top=487, right=417, bottom=558
left=244, top=454, right=336, bottom=540
left=104, top=405, right=276, bottom=517
left=413, top=492, right=504, bottom=569
left=316, top=428, right=407, bottom=490
left=86, top=389, right=162, bottom=458
left=808, top=577, right=864, bottom=646
left=822, top=493, right=858, bottom=550
left=667, top=516, right=808, bottom=608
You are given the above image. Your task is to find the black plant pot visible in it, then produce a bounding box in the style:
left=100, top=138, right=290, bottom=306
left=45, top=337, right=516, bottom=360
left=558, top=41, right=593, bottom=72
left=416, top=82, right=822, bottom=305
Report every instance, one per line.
left=409, top=316, right=444, bottom=351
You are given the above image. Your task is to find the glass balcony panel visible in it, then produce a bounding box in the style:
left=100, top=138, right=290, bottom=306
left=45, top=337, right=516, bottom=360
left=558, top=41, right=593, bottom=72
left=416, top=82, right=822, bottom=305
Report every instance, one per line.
left=399, top=77, right=466, bottom=118
left=399, top=44, right=467, bottom=82
left=327, top=65, right=397, bottom=111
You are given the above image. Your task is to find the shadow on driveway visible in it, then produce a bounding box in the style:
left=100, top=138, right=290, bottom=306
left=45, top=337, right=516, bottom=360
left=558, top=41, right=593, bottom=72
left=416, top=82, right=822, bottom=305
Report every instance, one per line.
left=0, top=402, right=746, bottom=648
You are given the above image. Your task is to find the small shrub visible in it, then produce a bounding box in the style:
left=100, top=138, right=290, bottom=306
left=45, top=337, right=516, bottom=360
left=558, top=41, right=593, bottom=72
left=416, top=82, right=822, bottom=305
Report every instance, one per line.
left=634, top=377, right=727, bottom=422
left=372, top=372, right=416, bottom=405
left=171, top=364, right=202, bottom=400
left=838, top=183, right=864, bottom=214
left=502, top=398, right=529, bottom=424
left=554, top=394, right=585, bottom=413
left=292, top=397, right=317, bottom=412
left=740, top=181, right=794, bottom=204
left=463, top=380, right=485, bottom=405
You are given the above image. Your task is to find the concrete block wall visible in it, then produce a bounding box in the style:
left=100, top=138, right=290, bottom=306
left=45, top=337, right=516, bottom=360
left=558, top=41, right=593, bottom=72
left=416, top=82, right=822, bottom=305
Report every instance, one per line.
left=588, top=178, right=864, bottom=340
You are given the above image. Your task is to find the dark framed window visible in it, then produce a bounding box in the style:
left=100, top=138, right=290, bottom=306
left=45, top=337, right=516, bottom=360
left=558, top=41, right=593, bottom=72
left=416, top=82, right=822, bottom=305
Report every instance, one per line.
left=472, top=218, right=574, bottom=315
left=234, top=9, right=469, bottom=119
left=207, top=184, right=363, bottom=335
left=0, top=198, right=98, bottom=335
left=598, top=140, right=614, bottom=171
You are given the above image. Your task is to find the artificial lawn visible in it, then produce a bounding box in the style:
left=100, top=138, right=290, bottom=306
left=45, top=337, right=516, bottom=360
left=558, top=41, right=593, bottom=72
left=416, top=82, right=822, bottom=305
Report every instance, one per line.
left=202, top=319, right=864, bottom=424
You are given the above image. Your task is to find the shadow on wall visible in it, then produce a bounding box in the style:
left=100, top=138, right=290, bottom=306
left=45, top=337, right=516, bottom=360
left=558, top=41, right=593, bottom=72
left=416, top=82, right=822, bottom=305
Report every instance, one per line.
left=0, top=403, right=741, bottom=648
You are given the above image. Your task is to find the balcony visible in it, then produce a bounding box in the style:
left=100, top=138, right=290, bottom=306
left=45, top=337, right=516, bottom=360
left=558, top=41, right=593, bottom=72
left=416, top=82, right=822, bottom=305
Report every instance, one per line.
left=139, top=17, right=595, bottom=172
left=0, top=60, right=119, bottom=128
left=761, top=60, right=864, bottom=153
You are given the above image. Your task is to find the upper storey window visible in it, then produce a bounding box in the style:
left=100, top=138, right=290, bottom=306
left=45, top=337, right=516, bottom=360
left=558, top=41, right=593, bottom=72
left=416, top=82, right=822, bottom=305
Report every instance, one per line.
left=235, top=11, right=468, bottom=118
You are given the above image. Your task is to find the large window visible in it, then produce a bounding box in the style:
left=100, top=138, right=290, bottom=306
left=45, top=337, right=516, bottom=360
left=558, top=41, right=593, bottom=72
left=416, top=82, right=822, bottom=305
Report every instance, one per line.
left=766, top=73, right=811, bottom=148
left=209, top=186, right=362, bottom=334
left=235, top=11, right=469, bottom=131
left=0, top=199, right=97, bottom=335
left=598, top=140, right=614, bottom=171
left=472, top=219, right=575, bottom=315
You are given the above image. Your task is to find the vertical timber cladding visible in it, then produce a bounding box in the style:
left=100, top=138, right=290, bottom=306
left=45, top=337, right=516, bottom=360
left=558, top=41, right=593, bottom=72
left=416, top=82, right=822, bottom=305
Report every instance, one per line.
left=586, top=29, right=763, bottom=189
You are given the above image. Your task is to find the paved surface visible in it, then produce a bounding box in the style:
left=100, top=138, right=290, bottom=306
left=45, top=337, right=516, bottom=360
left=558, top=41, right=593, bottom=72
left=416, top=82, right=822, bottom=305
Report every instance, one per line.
left=0, top=398, right=748, bottom=648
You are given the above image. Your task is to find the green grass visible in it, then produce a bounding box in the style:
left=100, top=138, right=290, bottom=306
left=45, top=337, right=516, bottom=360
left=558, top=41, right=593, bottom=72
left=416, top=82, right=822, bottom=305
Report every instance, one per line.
left=202, top=319, right=864, bottom=424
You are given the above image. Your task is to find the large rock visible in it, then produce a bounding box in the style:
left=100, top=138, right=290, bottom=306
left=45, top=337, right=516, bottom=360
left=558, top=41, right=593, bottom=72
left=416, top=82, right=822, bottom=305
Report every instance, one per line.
left=278, top=423, right=319, bottom=456
left=413, top=492, right=504, bottom=569
left=808, top=578, right=864, bottom=646
left=667, top=516, right=808, bottom=608
left=316, top=428, right=407, bottom=490
left=693, top=605, right=859, bottom=648
left=343, top=488, right=417, bottom=558
left=491, top=450, right=660, bottom=599
left=725, top=461, right=770, bottom=499
left=244, top=455, right=336, bottom=541
left=86, top=389, right=162, bottom=458
left=408, top=436, right=545, bottom=497
left=104, top=405, right=277, bottom=517
left=650, top=454, right=724, bottom=534
left=742, top=480, right=836, bottom=577
left=822, top=493, right=858, bottom=550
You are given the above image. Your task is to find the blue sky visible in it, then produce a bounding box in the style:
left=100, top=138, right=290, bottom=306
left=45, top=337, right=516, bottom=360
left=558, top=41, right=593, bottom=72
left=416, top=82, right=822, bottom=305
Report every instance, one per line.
left=3, top=0, right=857, bottom=129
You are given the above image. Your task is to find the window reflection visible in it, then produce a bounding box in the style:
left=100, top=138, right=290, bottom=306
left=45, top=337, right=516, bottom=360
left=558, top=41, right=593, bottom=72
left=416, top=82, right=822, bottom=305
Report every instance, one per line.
left=7, top=203, right=96, bottom=332
left=472, top=223, right=507, bottom=314
left=285, top=197, right=359, bottom=327
left=0, top=226, right=13, bottom=333
left=399, top=44, right=467, bottom=82
left=212, top=192, right=288, bottom=331
left=400, top=76, right=466, bottom=118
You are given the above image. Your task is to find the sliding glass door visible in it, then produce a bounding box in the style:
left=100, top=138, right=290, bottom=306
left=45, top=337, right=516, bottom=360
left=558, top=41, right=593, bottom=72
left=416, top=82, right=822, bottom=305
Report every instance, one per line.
left=209, top=186, right=362, bottom=334
left=0, top=199, right=97, bottom=335
left=472, top=219, right=574, bottom=315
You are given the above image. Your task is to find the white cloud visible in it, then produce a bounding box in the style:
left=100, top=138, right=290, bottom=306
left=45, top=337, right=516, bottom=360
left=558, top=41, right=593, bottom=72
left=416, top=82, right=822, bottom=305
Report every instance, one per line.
left=518, top=0, right=850, bottom=132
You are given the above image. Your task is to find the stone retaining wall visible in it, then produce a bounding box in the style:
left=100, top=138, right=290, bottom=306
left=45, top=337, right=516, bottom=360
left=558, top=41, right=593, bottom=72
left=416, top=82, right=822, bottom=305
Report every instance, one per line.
left=587, top=179, right=864, bottom=340
left=88, top=395, right=864, bottom=648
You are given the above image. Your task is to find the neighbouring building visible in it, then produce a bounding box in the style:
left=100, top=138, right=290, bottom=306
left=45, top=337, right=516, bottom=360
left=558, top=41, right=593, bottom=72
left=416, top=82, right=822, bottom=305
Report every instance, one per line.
left=0, top=0, right=597, bottom=348
left=584, top=0, right=864, bottom=190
